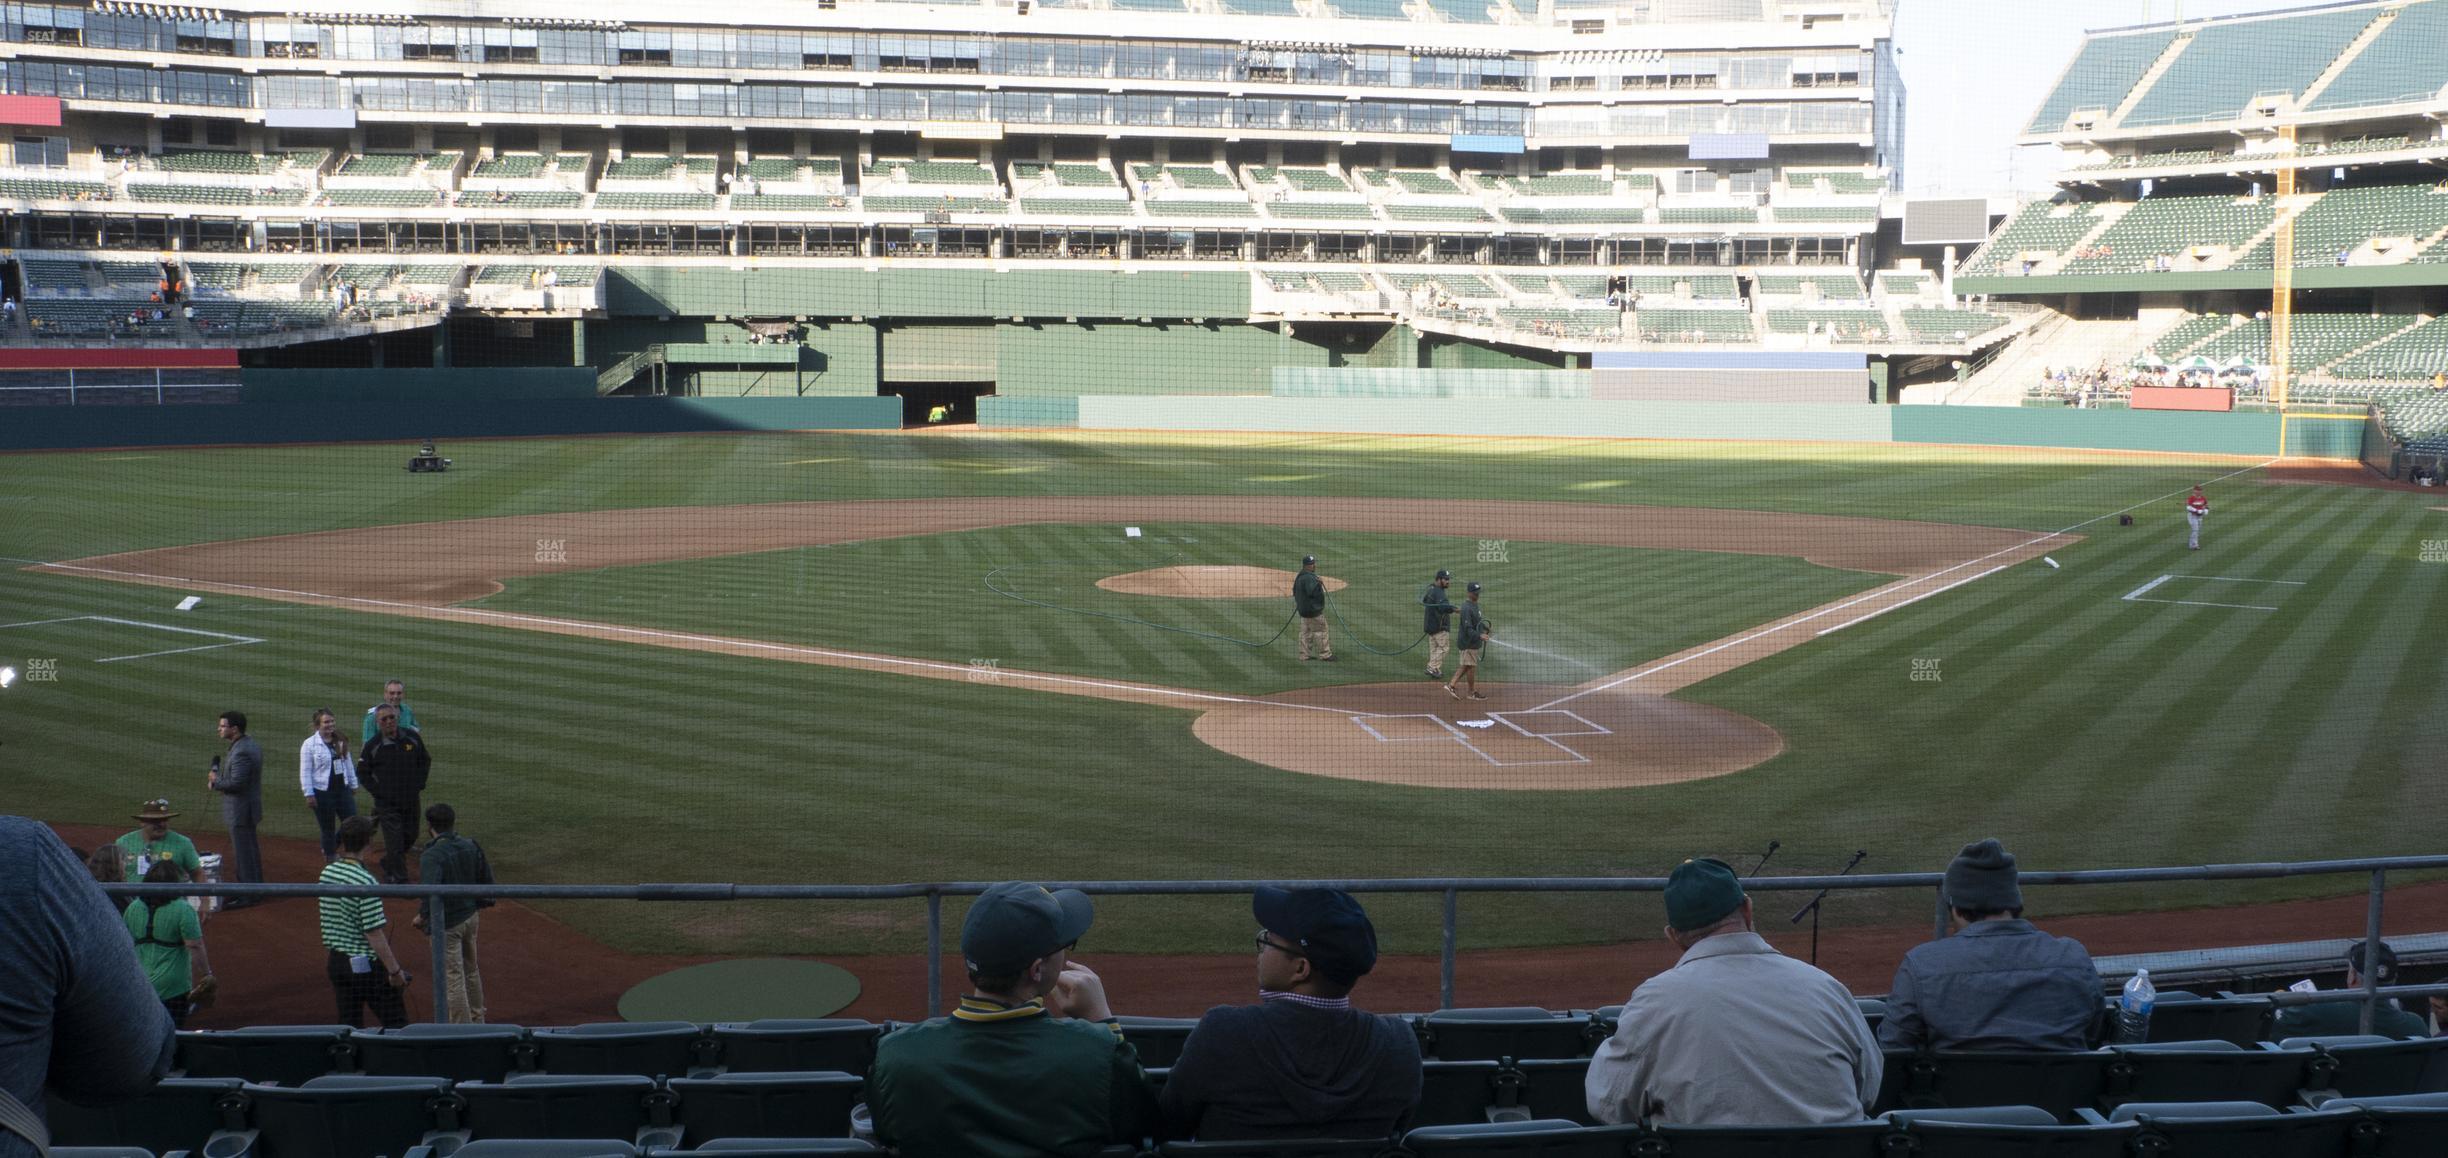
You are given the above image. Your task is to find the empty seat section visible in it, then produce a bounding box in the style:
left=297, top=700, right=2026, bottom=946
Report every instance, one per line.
left=246, top=1075, right=451, bottom=1158
left=668, top=1072, right=861, bottom=1143
left=531, top=1022, right=703, bottom=1077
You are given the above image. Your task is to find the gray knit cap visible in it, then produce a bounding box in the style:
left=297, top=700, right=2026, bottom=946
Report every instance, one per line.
left=1944, top=839, right=2023, bottom=913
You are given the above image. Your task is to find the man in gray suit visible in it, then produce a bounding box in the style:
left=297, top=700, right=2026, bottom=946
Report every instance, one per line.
left=206, top=711, right=265, bottom=909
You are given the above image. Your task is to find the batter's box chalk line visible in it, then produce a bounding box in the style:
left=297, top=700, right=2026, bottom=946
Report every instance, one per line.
left=1490, top=709, right=1613, bottom=738
left=1349, top=712, right=1594, bottom=767
left=2121, top=574, right=2306, bottom=613
left=0, top=614, right=265, bottom=663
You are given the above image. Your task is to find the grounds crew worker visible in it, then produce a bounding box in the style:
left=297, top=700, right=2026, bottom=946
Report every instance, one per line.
left=1444, top=582, right=1493, bottom=701
left=1293, top=555, right=1333, bottom=662
left=1420, top=570, right=1456, bottom=680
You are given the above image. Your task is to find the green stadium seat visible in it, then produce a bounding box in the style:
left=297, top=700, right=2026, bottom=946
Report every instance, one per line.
left=176, top=1026, right=351, bottom=1087
left=1383, top=204, right=1490, bottom=223
left=529, top=1022, right=703, bottom=1078
left=1267, top=200, right=1377, bottom=220
left=472, top=154, right=549, bottom=179
left=2105, top=1041, right=2310, bottom=1107
left=1143, top=201, right=1258, bottom=218
left=1968, top=202, right=2105, bottom=276
left=45, top=1077, right=246, bottom=1154
left=336, top=153, right=417, bottom=177
left=0, top=177, right=113, bottom=202
left=1635, top=309, right=1757, bottom=343
left=596, top=192, right=719, bottom=211
left=709, top=1020, right=881, bottom=1077
left=2057, top=194, right=2277, bottom=275
left=666, top=1072, right=861, bottom=1143
left=2320, top=1094, right=2448, bottom=1157
left=1756, top=274, right=1867, bottom=299
left=1158, top=1139, right=1394, bottom=1156
left=1018, top=198, right=1138, bottom=217
left=442, top=1139, right=642, bottom=1156
left=1418, top=1008, right=1594, bottom=1062
left=246, top=1075, right=452, bottom=1158
left=1882, top=1106, right=2137, bottom=1158
left=2308, top=0, right=2448, bottom=112
left=1636, top=1120, right=1889, bottom=1157
left=691, top=1142, right=879, bottom=1154
left=456, top=1074, right=670, bottom=1144
left=1766, top=311, right=1891, bottom=341
left=326, top=188, right=442, bottom=208
left=354, top=1023, right=531, bottom=1083
left=1403, top=1119, right=1644, bottom=1156
left=2028, top=29, right=2180, bottom=134
left=1787, top=170, right=1886, bottom=195
left=1112, top=1016, right=1200, bottom=1068
left=2122, top=7, right=2377, bottom=127
left=2284, top=1036, right=2448, bottom=1100
left=2094, top=1101, right=2363, bottom=1157
left=1312, top=271, right=1371, bottom=293
left=1775, top=206, right=1880, bottom=225
left=2144, top=994, right=2274, bottom=1046
left=1413, top=1060, right=1508, bottom=1128
left=1894, top=1049, right=2113, bottom=1119
left=735, top=194, right=853, bottom=211
left=1388, top=170, right=1462, bottom=195
left=1901, top=310, right=2010, bottom=343
left=1512, top=1059, right=1595, bottom=1125
left=1660, top=206, right=1758, bottom=225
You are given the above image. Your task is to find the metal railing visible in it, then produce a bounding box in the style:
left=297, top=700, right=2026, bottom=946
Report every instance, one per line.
left=106, top=853, right=2448, bottom=1028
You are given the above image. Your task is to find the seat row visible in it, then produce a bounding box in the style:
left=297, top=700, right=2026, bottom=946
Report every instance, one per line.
left=46, top=1095, right=2448, bottom=1158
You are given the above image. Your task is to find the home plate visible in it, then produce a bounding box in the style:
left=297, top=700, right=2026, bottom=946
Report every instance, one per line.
left=176, top=596, right=202, bottom=611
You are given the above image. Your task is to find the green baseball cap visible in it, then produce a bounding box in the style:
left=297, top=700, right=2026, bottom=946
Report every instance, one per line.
left=962, top=882, right=1095, bottom=976
left=1665, top=858, right=1745, bottom=932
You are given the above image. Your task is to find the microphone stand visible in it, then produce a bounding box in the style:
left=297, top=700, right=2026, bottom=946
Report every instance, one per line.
left=1747, top=840, right=1780, bottom=879
left=1789, top=850, right=1868, bottom=967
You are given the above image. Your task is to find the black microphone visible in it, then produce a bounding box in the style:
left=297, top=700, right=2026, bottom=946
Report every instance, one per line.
left=1748, top=840, right=1780, bottom=878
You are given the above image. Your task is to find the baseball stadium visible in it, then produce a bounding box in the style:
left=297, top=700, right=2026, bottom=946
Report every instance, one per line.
left=3, top=0, right=2448, bottom=1152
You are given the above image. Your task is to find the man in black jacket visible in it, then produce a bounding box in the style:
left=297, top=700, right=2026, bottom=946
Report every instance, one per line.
left=358, top=707, right=432, bottom=885
left=1159, top=887, right=1421, bottom=1142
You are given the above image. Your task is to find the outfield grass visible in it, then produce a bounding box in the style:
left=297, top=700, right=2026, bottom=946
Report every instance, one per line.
left=3, top=431, right=2440, bottom=955
left=472, top=525, right=1885, bottom=696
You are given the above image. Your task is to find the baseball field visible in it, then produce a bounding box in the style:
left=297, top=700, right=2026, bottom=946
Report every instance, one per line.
left=4, top=430, right=2443, bottom=963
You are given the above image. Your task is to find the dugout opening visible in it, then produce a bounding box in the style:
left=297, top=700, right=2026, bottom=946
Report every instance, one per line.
left=884, top=382, right=988, bottom=427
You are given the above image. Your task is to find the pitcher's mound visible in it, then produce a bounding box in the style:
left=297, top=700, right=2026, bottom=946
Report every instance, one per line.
left=1098, top=565, right=1348, bottom=600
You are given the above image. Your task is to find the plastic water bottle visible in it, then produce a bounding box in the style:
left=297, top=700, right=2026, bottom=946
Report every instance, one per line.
left=2116, top=969, right=2156, bottom=1044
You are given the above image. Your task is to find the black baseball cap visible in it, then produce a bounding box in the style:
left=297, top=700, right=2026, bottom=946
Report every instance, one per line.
left=1434, top=569, right=1451, bottom=581
left=1466, top=582, right=1482, bottom=593
left=1254, top=886, right=1378, bottom=986
left=2344, top=939, right=2398, bottom=981
left=1302, top=555, right=1317, bottom=566
left=962, top=882, right=1094, bottom=976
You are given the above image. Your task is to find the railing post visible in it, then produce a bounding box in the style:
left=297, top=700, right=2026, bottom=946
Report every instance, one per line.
left=1933, top=885, right=1950, bottom=942
left=2359, top=869, right=2385, bottom=1035
left=1440, top=888, right=1457, bottom=1012
left=925, top=890, right=943, bottom=1020
left=429, top=891, right=449, bottom=1024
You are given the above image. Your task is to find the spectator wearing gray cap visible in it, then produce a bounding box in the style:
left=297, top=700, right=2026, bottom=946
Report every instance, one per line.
left=1879, top=839, right=2097, bottom=1051
left=2272, top=939, right=2428, bottom=1039
left=1586, top=858, right=1880, bottom=1127
left=1159, top=888, right=1421, bottom=1141
left=868, top=882, right=1159, bottom=1158
left=1420, top=570, right=1456, bottom=678
left=1292, top=556, right=1333, bottom=662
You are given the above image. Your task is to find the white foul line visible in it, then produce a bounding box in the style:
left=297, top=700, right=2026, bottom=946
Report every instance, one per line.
left=2168, top=575, right=2308, bottom=585
left=35, top=562, right=1361, bottom=718
left=1532, top=457, right=2282, bottom=713
left=1815, top=565, right=2012, bottom=637
left=0, top=613, right=265, bottom=663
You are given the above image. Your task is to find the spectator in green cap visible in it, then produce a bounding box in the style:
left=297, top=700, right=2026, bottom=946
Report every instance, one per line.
left=868, top=881, right=1160, bottom=1157
left=1585, top=857, right=1881, bottom=1127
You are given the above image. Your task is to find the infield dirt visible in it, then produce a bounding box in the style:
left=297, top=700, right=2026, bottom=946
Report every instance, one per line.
left=43, top=497, right=2061, bottom=788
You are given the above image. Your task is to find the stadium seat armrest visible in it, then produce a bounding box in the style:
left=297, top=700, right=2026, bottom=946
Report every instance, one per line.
left=2072, top=1108, right=2114, bottom=1125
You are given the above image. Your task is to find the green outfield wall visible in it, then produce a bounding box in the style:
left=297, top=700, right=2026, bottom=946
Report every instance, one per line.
left=1890, top=406, right=2282, bottom=455
left=0, top=382, right=898, bottom=451
left=1074, top=397, right=1899, bottom=442
left=978, top=396, right=1082, bottom=428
